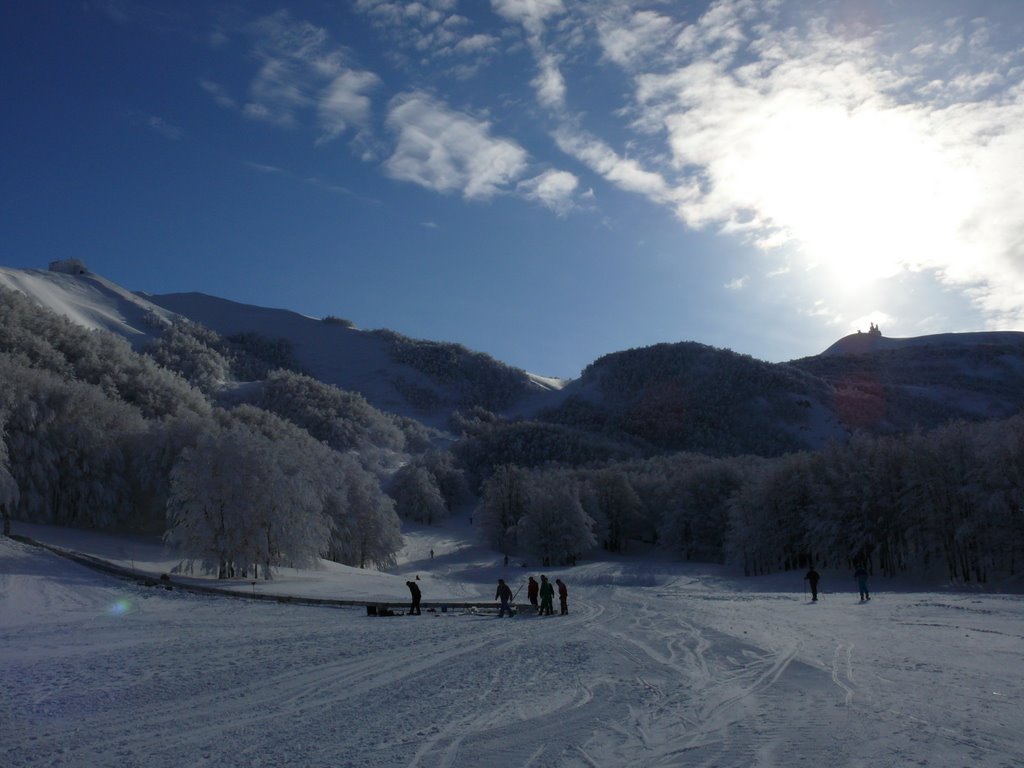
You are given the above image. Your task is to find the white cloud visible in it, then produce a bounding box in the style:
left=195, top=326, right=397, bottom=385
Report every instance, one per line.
left=517, top=169, right=578, bottom=214
left=238, top=11, right=378, bottom=144
left=135, top=114, right=182, bottom=141
left=725, top=275, right=748, bottom=290
left=490, top=0, right=565, bottom=36
left=199, top=78, right=237, bottom=109
left=552, top=126, right=686, bottom=206
left=353, top=0, right=497, bottom=75
left=570, top=0, right=1024, bottom=329
left=317, top=70, right=381, bottom=144
left=532, top=52, right=566, bottom=110
left=384, top=93, right=529, bottom=200
left=596, top=9, right=679, bottom=68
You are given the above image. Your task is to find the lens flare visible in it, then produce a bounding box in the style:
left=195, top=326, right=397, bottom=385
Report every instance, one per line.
left=109, top=599, right=132, bottom=616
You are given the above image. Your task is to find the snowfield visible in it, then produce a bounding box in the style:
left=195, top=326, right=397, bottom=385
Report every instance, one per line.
left=3, top=524, right=1023, bottom=768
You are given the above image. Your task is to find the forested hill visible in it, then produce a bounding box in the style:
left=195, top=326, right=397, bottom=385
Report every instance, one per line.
left=144, top=291, right=546, bottom=426
left=6, top=262, right=1024, bottom=456
left=3, top=261, right=1024, bottom=585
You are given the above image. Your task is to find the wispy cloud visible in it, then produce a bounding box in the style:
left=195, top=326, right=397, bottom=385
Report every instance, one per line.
left=198, top=77, right=236, bottom=109
left=517, top=169, right=578, bottom=215
left=353, top=0, right=498, bottom=77
left=724, top=276, right=748, bottom=291
left=514, top=0, right=1024, bottom=329
left=205, top=10, right=381, bottom=147
left=132, top=112, right=182, bottom=141
left=384, top=92, right=529, bottom=200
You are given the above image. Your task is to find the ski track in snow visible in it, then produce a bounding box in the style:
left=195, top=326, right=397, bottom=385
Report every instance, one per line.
left=3, top=537, right=1024, bottom=768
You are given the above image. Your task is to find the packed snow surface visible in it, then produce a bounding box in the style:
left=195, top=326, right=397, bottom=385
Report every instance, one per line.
left=3, top=522, right=1023, bottom=768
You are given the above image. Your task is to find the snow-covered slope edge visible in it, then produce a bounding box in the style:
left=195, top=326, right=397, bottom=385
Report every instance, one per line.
left=0, top=261, right=177, bottom=346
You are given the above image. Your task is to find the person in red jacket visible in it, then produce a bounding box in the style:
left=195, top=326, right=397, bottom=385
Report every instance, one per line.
left=556, top=578, right=568, bottom=615
left=527, top=576, right=539, bottom=613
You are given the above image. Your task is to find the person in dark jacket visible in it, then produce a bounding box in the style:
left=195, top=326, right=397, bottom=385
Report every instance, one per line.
left=556, top=578, right=568, bottom=615
left=495, top=578, right=514, bottom=617
left=527, top=576, right=539, bottom=613
left=539, top=575, right=555, bottom=615
left=803, top=567, right=820, bottom=601
left=854, top=565, right=870, bottom=601
left=406, top=580, right=421, bottom=615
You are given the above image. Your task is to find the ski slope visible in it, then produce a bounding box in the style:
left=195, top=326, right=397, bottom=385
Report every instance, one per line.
left=3, top=525, right=1023, bottom=768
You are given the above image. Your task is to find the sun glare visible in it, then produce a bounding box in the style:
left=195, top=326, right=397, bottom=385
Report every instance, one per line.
left=742, top=100, right=977, bottom=294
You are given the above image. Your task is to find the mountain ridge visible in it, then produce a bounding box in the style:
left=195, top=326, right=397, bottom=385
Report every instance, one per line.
left=5, top=261, right=1024, bottom=451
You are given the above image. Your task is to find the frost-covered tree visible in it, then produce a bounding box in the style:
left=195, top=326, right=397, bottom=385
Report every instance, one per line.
left=659, top=459, right=744, bottom=562
left=587, top=468, right=641, bottom=552
left=0, top=357, right=145, bottom=529
left=419, top=449, right=469, bottom=512
left=0, top=412, right=19, bottom=537
left=477, top=464, right=528, bottom=554
left=390, top=464, right=447, bottom=524
left=323, top=455, right=402, bottom=569
left=249, top=369, right=408, bottom=453
left=166, top=412, right=332, bottom=579
left=517, top=472, right=596, bottom=565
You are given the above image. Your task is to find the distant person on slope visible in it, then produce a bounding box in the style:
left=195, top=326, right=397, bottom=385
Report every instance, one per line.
left=539, top=575, right=555, bottom=615
left=556, top=578, right=568, bottom=615
left=854, top=565, right=870, bottom=601
left=406, top=580, right=422, bottom=615
left=495, top=578, right=514, bottom=617
left=803, top=567, right=821, bottom=601
left=527, top=576, right=539, bottom=613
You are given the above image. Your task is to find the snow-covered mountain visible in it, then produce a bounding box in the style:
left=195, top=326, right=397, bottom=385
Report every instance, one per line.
left=0, top=260, right=177, bottom=345
left=5, top=259, right=1024, bottom=451
left=0, top=261, right=564, bottom=428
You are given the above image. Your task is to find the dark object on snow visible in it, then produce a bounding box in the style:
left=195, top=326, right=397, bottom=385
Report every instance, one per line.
left=539, top=575, right=554, bottom=615
left=854, top=566, right=870, bottom=601
left=804, top=568, right=820, bottom=601
left=527, top=576, right=539, bottom=610
left=495, top=578, right=514, bottom=617
left=407, top=581, right=422, bottom=615
left=556, top=578, right=568, bottom=615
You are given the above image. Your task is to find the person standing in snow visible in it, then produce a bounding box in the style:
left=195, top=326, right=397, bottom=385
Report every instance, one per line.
left=406, top=580, right=422, bottom=615
left=854, top=565, right=870, bottom=601
left=556, top=578, right=568, bottom=615
left=495, top=578, right=514, bottom=617
left=539, top=575, right=555, bottom=615
left=527, top=576, right=539, bottom=613
left=803, top=567, right=820, bottom=601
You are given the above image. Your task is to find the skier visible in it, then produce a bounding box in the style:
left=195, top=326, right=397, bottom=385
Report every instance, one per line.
left=406, top=580, right=421, bottom=615
left=803, top=566, right=820, bottom=601
left=527, top=576, right=539, bottom=613
left=854, top=565, right=870, bottom=601
left=495, top=578, right=514, bottom=617
left=556, top=578, right=568, bottom=615
left=538, top=575, right=555, bottom=615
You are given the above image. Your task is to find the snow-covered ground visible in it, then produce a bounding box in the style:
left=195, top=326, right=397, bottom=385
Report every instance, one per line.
left=3, top=521, right=1023, bottom=768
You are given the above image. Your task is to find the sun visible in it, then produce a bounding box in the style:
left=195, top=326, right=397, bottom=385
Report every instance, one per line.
left=738, top=99, right=978, bottom=293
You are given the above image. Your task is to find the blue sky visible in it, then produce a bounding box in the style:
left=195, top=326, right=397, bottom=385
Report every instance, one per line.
left=3, top=1, right=1023, bottom=378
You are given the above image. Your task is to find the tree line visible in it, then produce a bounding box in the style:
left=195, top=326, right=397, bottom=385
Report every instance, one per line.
left=464, top=414, right=1024, bottom=583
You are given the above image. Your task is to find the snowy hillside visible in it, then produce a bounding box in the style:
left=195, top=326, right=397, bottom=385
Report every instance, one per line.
left=0, top=261, right=176, bottom=346
left=821, top=328, right=1024, bottom=357
left=6, top=260, right=1024, bottom=448
left=147, top=290, right=441, bottom=418
left=4, top=522, right=1023, bottom=768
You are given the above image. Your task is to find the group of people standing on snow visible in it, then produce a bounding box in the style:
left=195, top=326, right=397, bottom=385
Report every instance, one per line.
left=406, top=574, right=571, bottom=617
left=495, top=574, right=568, bottom=617
left=802, top=564, right=871, bottom=602
left=526, top=574, right=568, bottom=616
